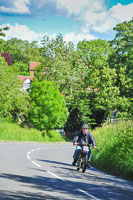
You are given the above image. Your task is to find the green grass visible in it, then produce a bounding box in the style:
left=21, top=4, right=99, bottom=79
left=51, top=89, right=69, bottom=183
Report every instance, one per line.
left=91, top=120, right=133, bottom=180
left=0, top=119, right=132, bottom=180
left=0, top=120, right=65, bottom=143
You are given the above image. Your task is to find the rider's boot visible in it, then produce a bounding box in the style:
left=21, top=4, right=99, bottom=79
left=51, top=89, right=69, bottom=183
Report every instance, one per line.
left=72, top=159, right=77, bottom=166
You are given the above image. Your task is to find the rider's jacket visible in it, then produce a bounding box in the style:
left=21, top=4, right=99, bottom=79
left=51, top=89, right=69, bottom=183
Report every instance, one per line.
left=73, top=130, right=96, bottom=147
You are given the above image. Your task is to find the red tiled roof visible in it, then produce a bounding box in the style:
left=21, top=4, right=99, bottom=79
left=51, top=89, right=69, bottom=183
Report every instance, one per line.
left=18, top=75, right=34, bottom=82
left=29, top=62, right=40, bottom=71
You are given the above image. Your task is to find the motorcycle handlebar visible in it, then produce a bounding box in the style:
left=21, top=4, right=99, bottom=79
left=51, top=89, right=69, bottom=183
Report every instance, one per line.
left=73, top=142, right=96, bottom=148
left=73, top=142, right=88, bottom=146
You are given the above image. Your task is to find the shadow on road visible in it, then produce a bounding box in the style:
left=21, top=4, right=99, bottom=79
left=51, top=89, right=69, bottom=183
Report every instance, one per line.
left=38, top=159, right=133, bottom=187
left=37, top=159, right=72, bottom=167
left=0, top=169, right=133, bottom=200
left=0, top=172, right=88, bottom=199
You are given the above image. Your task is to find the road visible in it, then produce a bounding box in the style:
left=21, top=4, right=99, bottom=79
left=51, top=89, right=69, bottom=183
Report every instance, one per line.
left=0, top=141, right=133, bottom=200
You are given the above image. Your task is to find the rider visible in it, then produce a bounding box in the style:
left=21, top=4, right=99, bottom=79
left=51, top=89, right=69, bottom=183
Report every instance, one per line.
left=72, top=123, right=96, bottom=167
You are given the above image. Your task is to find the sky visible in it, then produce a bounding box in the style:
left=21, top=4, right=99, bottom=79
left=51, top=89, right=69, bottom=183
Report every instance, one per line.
left=0, top=0, right=133, bottom=46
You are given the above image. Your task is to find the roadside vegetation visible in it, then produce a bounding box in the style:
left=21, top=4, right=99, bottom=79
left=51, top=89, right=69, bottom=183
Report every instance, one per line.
left=91, top=120, right=133, bottom=180
left=0, top=120, right=65, bottom=143
left=0, top=20, right=132, bottom=180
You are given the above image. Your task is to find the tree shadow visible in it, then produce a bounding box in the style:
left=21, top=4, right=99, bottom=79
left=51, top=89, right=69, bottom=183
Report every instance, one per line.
left=0, top=172, right=90, bottom=200
left=0, top=171, right=133, bottom=200
left=37, top=159, right=133, bottom=189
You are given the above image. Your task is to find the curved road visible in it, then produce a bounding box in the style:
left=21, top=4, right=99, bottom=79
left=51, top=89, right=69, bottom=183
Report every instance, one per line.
left=0, top=142, right=133, bottom=200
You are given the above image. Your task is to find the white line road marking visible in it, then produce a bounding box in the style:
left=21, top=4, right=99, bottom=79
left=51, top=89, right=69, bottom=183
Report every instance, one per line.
left=31, top=160, right=41, bottom=168
left=27, top=147, right=101, bottom=200
left=27, top=155, right=31, bottom=160
left=47, top=170, right=67, bottom=182
left=77, top=189, right=101, bottom=200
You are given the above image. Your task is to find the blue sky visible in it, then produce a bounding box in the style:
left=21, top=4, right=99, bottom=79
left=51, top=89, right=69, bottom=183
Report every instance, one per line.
left=0, top=0, right=133, bottom=46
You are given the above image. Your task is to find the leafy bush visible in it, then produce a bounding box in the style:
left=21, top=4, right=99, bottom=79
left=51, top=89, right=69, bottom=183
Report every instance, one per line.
left=47, top=130, right=63, bottom=142
left=1, top=52, right=12, bottom=65
left=0, top=120, right=65, bottom=142
left=30, top=80, right=69, bottom=130
left=91, top=120, right=133, bottom=179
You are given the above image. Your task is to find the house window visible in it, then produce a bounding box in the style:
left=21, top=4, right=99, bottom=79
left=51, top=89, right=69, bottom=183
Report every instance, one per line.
left=23, top=79, right=31, bottom=89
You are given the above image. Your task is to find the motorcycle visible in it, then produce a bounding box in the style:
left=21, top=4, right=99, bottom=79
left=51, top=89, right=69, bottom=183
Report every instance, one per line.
left=74, top=142, right=89, bottom=173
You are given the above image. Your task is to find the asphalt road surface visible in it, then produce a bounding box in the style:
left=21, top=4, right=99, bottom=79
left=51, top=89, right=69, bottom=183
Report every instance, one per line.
left=0, top=141, right=133, bottom=200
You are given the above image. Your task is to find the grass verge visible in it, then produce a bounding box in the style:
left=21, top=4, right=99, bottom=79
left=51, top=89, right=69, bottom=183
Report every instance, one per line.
left=0, top=120, right=65, bottom=143
left=91, top=120, right=133, bottom=180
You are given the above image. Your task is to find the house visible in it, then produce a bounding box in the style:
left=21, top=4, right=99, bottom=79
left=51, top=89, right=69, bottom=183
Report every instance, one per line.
left=29, top=62, right=41, bottom=76
left=18, top=62, right=40, bottom=90
left=18, top=75, right=34, bottom=90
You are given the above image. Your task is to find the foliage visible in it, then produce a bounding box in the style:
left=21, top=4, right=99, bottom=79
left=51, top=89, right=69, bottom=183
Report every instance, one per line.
left=91, top=120, right=133, bottom=179
left=0, top=120, right=65, bottom=142
left=46, top=130, right=63, bottom=142
left=110, top=20, right=133, bottom=100
left=0, top=20, right=132, bottom=130
left=76, top=39, right=127, bottom=126
left=37, top=34, right=91, bottom=130
left=29, top=79, right=69, bottom=130
left=36, top=33, right=132, bottom=130
left=0, top=57, right=30, bottom=122
left=1, top=52, right=12, bottom=65
left=0, top=39, right=8, bottom=53
left=3, top=38, right=41, bottom=64
left=0, top=26, right=9, bottom=53
left=12, top=62, right=31, bottom=76
left=0, top=26, right=9, bottom=37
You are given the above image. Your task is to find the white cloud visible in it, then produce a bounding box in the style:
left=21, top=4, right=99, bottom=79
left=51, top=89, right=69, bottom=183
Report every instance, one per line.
left=0, top=22, right=96, bottom=45
left=0, top=0, right=132, bottom=44
left=64, top=32, right=97, bottom=45
left=56, top=0, right=91, bottom=15
left=110, top=3, right=133, bottom=22
left=56, top=0, right=133, bottom=33
left=0, top=0, right=30, bottom=14
left=0, top=23, right=44, bottom=42
left=56, top=0, right=112, bottom=33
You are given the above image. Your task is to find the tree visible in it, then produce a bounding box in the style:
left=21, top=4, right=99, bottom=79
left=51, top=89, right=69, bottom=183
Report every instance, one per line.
left=4, top=38, right=41, bottom=64
left=0, top=56, right=30, bottom=122
left=110, top=20, right=133, bottom=99
left=36, top=34, right=91, bottom=130
left=0, top=26, right=9, bottom=37
left=109, top=20, right=133, bottom=118
left=29, top=79, right=69, bottom=130
left=1, top=38, right=41, bottom=75
left=1, top=52, right=12, bottom=65
left=76, top=39, right=130, bottom=125
left=0, top=26, right=9, bottom=53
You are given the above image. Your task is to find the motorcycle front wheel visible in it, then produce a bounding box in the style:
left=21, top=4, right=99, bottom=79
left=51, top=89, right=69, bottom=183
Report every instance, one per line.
left=81, top=162, right=86, bottom=173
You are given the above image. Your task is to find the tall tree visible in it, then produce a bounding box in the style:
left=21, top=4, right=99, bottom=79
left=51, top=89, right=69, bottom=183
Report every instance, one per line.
left=110, top=20, right=133, bottom=99
left=77, top=39, right=130, bottom=125
left=37, top=34, right=90, bottom=130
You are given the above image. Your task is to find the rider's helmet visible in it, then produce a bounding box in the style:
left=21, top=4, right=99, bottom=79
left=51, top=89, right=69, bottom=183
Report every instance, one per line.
left=82, top=124, right=88, bottom=129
